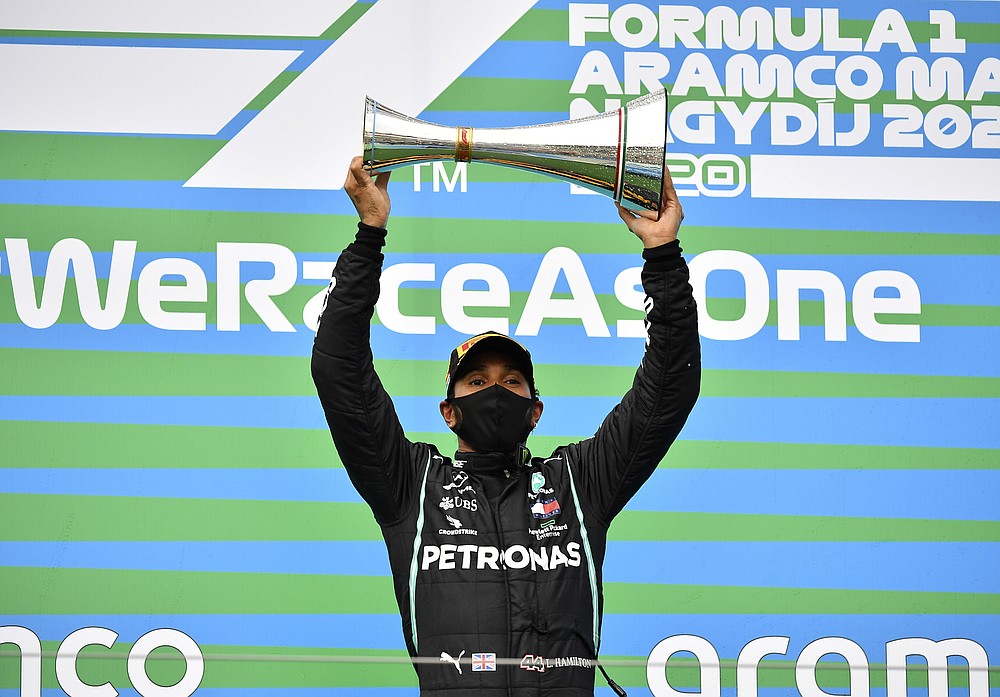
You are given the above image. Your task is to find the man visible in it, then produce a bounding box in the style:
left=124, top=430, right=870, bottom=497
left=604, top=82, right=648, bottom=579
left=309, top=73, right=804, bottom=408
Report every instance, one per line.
left=312, top=156, right=700, bottom=696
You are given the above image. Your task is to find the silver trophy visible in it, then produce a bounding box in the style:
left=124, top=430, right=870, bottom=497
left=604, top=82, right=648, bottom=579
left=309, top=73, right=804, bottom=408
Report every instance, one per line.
left=363, top=89, right=668, bottom=214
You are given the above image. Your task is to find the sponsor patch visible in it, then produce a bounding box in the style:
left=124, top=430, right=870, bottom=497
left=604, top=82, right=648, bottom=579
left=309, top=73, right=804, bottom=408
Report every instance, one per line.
left=421, top=542, right=581, bottom=571
left=529, top=522, right=568, bottom=540
left=521, top=654, right=593, bottom=672
left=440, top=650, right=465, bottom=674
left=531, top=498, right=561, bottom=519
left=472, top=653, right=497, bottom=672
left=530, top=472, right=545, bottom=493
left=438, top=513, right=478, bottom=536
left=439, top=496, right=478, bottom=512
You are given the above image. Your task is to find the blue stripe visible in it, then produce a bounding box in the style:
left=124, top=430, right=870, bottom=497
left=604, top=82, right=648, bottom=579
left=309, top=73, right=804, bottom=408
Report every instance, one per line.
left=632, top=469, right=1000, bottom=520
left=604, top=541, right=1000, bottom=592
left=701, top=325, right=1000, bottom=377
left=1, top=467, right=998, bottom=521
left=2, top=395, right=998, bottom=449
left=0, top=541, right=391, bottom=576
left=4, top=613, right=997, bottom=659
left=0, top=614, right=408, bottom=652
left=0, top=469, right=366, bottom=504
left=675, top=396, right=1000, bottom=450
left=0, top=323, right=320, bottom=357
left=0, top=179, right=995, bottom=234
left=0, top=324, right=997, bottom=380
left=2, top=540, right=996, bottom=593
left=5, top=250, right=998, bottom=308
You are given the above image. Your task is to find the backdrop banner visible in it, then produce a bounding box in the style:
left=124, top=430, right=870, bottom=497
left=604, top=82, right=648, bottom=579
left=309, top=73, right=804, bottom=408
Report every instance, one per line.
left=1, top=1, right=997, bottom=695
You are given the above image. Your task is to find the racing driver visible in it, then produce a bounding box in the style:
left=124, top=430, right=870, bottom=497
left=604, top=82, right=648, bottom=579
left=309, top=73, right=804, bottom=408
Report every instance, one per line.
left=311, top=156, right=701, bottom=696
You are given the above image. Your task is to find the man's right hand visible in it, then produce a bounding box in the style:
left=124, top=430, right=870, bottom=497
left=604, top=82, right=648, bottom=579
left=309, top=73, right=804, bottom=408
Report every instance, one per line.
left=345, top=155, right=392, bottom=228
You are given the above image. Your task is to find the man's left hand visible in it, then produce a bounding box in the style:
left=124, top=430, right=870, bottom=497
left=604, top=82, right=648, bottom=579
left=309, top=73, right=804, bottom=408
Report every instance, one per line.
left=616, top=165, right=684, bottom=248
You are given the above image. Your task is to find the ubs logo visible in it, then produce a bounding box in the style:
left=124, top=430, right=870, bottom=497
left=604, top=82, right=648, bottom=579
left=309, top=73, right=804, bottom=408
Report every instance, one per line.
left=439, top=496, right=478, bottom=512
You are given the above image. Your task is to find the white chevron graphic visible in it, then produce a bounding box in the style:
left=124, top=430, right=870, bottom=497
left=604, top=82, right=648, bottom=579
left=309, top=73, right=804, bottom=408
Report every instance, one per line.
left=184, top=0, right=538, bottom=190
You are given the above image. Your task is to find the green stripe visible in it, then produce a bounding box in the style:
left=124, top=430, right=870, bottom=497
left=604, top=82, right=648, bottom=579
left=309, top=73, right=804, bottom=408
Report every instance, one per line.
left=0, top=422, right=342, bottom=468
left=0, top=348, right=317, bottom=396
left=3, top=565, right=994, bottom=615
left=4, top=349, right=999, bottom=398
left=2, top=205, right=995, bottom=253
left=318, top=2, right=372, bottom=40
left=0, top=494, right=383, bottom=541
left=0, top=133, right=224, bottom=180
left=663, top=439, right=1000, bottom=470
left=3, top=422, right=996, bottom=470
left=4, top=494, right=996, bottom=542
left=243, top=69, right=300, bottom=111
left=1, top=566, right=395, bottom=614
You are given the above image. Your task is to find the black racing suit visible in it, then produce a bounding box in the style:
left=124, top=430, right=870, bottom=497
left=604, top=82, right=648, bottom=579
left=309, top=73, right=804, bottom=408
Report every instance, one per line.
left=312, top=223, right=701, bottom=696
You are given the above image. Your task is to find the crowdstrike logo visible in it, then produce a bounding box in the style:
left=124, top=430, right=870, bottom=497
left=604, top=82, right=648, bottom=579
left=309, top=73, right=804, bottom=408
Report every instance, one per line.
left=439, top=515, right=478, bottom=536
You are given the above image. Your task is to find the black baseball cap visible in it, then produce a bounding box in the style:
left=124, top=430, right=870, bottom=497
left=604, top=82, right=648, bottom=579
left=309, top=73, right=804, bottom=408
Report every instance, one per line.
left=445, top=332, right=536, bottom=398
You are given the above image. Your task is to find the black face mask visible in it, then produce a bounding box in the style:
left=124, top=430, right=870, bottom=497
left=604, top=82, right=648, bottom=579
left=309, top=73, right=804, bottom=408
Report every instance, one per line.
left=448, top=384, right=536, bottom=454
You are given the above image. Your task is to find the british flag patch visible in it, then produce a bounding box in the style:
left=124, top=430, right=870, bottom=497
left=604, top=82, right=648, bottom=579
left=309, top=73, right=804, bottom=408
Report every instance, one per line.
left=472, top=653, right=497, bottom=672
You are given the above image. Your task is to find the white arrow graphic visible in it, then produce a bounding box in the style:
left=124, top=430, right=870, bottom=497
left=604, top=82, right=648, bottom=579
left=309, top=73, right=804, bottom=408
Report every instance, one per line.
left=184, top=0, right=537, bottom=190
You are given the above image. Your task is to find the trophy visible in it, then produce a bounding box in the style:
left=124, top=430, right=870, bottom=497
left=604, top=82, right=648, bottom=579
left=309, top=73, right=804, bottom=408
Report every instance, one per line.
left=362, top=89, right=668, bottom=213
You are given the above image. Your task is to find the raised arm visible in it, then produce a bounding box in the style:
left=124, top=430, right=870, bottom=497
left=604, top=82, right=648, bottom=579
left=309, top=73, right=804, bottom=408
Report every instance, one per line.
left=564, top=169, right=701, bottom=526
left=311, top=158, right=421, bottom=525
